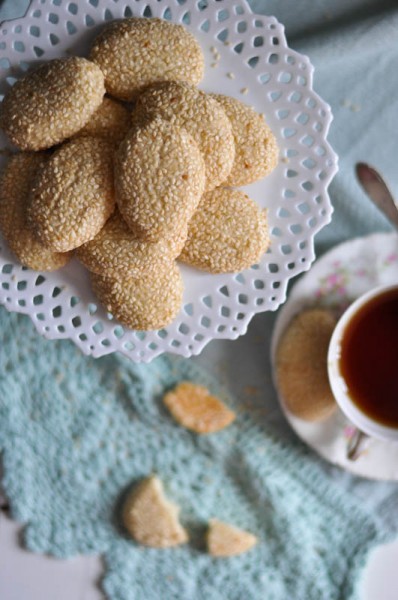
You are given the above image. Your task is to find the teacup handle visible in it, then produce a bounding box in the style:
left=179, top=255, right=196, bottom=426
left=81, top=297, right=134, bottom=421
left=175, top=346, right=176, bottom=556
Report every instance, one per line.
left=346, top=428, right=369, bottom=461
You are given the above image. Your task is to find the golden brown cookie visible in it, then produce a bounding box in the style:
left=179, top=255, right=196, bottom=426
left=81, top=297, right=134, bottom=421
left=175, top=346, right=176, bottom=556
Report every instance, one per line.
left=28, top=136, right=115, bottom=252
left=207, top=520, right=257, bottom=557
left=77, top=209, right=187, bottom=277
left=211, top=94, right=278, bottom=186
left=133, top=81, right=235, bottom=191
left=91, top=261, right=183, bottom=330
left=73, top=97, right=130, bottom=145
left=275, top=308, right=338, bottom=421
left=163, top=382, right=236, bottom=434
left=0, top=57, right=105, bottom=151
left=122, top=476, right=188, bottom=548
left=180, top=188, right=270, bottom=273
left=89, top=17, right=204, bottom=101
left=0, top=153, right=71, bottom=271
left=116, top=117, right=205, bottom=241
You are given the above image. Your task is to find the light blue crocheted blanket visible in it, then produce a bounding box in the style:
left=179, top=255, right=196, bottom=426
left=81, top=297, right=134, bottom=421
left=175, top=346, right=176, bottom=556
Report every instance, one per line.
left=0, top=308, right=393, bottom=600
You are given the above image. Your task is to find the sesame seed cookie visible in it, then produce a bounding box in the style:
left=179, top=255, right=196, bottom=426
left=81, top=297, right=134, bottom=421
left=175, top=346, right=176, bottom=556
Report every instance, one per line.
left=207, top=520, right=257, bottom=557
left=122, top=476, right=188, bottom=548
left=212, top=94, right=279, bottom=186
left=116, top=117, right=205, bottom=241
left=28, top=136, right=115, bottom=252
left=91, top=261, right=183, bottom=330
left=89, top=17, right=204, bottom=101
left=133, top=81, right=235, bottom=191
left=0, top=57, right=105, bottom=151
left=73, top=97, right=130, bottom=145
left=180, top=188, right=270, bottom=273
left=163, top=382, right=236, bottom=434
left=77, top=209, right=187, bottom=278
left=275, top=308, right=337, bottom=422
left=0, top=153, right=71, bottom=271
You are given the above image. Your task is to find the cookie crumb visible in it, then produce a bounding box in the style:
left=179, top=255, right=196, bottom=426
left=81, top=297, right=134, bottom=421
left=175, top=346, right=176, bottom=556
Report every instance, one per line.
left=207, top=519, right=257, bottom=557
left=163, top=381, right=235, bottom=434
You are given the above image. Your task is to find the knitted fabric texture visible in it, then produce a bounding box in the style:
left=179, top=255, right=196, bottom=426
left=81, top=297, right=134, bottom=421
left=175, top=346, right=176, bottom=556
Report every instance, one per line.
left=0, top=308, right=388, bottom=600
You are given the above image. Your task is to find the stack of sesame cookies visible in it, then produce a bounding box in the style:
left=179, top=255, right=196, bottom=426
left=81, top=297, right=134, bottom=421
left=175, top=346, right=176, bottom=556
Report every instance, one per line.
left=0, top=17, right=278, bottom=331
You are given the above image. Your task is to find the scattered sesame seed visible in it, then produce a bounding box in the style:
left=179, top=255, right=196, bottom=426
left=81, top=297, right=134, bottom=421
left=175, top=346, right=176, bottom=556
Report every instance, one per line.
left=226, top=71, right=235, bottom=79
left=240, top=87, right=249, bottom=95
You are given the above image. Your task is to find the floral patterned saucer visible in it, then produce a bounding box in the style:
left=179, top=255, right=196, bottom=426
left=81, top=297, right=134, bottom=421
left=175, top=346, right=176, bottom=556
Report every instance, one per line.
left=271, top=232, right=398, bottom=480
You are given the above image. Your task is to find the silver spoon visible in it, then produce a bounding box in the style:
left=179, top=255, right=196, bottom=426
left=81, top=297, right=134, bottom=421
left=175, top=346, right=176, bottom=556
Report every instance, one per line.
left=356, top=162, right=398, bottom=230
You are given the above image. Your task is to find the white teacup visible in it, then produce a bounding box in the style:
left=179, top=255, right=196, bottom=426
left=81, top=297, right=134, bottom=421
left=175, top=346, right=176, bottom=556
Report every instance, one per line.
left=328, top=283, right=398, bottom=443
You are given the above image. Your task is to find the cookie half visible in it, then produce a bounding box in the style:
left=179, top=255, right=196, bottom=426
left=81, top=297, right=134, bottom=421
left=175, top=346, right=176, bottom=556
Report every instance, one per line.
left=122, top=476, right=188, bottom=548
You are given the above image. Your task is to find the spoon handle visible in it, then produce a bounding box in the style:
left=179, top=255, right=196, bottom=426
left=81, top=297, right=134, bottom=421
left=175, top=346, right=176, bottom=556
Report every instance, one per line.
left=356, top=163, right=398, bottom=231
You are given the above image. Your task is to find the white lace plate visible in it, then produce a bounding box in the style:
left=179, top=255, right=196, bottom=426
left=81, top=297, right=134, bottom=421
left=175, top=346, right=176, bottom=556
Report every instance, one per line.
left=271, top=232, right=398, bottom=481
left=0, top=0, right=337, bottom=362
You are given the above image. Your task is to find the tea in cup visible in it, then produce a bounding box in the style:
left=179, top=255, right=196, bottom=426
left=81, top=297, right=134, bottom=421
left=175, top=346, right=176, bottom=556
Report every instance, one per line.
left=328, top=284, right=398, bottom=442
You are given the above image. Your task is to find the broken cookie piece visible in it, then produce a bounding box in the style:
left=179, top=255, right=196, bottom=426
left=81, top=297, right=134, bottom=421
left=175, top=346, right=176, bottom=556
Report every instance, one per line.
left=163, top=382, right=236, bottom=434
left=122, top=476, right=188, bottom=548
left=207, top=519, right=257, bottom=557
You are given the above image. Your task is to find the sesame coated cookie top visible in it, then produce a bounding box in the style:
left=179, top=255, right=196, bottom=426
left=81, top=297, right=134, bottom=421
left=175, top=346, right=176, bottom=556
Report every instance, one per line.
left=133, top=81, right=235, bottom=191
left=1, top=57, right=105, bottom=151
left=0, top=153, right=71, bottom=271
left=180, top=187, right=270, bottom=274
left=116, top=117, right=205, bottom=241
left=212, top=94, right=279, bottom=186
left=28, top=136, right=115, bottom=252
left=90, top=18, right=204, bottom=101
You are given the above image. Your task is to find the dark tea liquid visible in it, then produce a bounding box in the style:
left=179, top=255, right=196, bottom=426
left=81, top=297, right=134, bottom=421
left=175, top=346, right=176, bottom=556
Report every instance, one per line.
left=339, top=288, right=398, bottom=428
